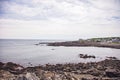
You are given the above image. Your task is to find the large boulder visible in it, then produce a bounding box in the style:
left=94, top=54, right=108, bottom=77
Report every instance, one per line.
left=105, top=68, right=120, bottom=77
left=0, top=62, right=4, bottom=69
left=3, top=62, right=24, bottom=74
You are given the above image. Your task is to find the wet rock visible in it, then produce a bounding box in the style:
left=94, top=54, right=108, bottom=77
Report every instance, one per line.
left=51, top=49, right=55, bottom=50
left=34, top=43, right=39, bottom=45
left=79, top=54, right=96, bottom=59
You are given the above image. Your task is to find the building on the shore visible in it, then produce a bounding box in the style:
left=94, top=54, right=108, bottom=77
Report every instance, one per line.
left=111, top=38, right=120, bottom=43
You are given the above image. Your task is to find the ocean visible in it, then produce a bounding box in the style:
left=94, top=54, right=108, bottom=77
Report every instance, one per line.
left=0, top=39, right=120, bottom=67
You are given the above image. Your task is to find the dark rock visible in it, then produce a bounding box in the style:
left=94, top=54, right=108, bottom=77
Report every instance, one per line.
left=106, top=57, right=117, bottom=60
left=83, top=68, right=103, bottom=76
left=3, top=62, right=24, bottom=74
left=35, top=43, right=39, bottom=45
left=81, top=78, right=88, bottom=80
left=105, top=68, right=120, bottom=77
left=79, top=54, right=96, bottom=59
left=0, top=62, right=4, bottom=69
left=17, top=76, right=27, bottom=80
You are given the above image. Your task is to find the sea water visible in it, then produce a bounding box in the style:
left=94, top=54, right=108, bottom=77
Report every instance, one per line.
left=0, top=39, right=120, bottom=67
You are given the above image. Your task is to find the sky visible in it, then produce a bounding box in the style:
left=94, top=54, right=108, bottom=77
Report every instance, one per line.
left=0, top=0, right=120, bottom=40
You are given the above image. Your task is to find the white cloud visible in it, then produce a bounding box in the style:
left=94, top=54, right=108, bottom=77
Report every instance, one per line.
left=0, top=0, right=120, bottom=39
left=1, top=0, right=120, bottom=22
left=90, top=0, right=120, bottom=10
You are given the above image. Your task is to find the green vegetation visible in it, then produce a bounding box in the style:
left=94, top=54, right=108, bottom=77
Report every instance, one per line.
left=86, top=37, right=120, bottom=43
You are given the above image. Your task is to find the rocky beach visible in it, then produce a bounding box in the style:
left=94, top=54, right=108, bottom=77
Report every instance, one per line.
left=0, top=59, right=120, bottom=80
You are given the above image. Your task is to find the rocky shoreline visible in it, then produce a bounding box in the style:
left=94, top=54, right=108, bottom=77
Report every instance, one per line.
left=47, top=37, right=120, bottom=49
left=0, top=59, right=120, bottom=80
left=48, top=41, right=120, bottom=49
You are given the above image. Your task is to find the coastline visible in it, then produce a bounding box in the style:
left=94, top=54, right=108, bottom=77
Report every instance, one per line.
left=47, top=40, right=120, bottom=49
left=0, top=37, right=120, bottom=80
left=0, top=59, right=120, bottom=80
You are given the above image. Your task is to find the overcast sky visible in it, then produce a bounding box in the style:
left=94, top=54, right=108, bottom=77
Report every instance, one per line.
left=0, top=0, right=120, bottom=40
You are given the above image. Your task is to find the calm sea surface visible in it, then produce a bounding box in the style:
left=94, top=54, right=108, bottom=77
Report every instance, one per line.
left=0, top=39, right=120, bottom=67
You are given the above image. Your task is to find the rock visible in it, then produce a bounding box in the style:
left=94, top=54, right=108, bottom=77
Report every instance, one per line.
left=83, top=68, right=103, bottom=76
left=106, top=57, right=117, bottom=60
left=79, top=54, right=96, bottom=59
left=51, top=74, right=62, bottom=80
left=81, top=78, right=88, bottom=80
left=25, top=72, right=39, bottom=80
left=17, top=75, right=27, bottom=80
left=105, top=68, right=120, bottom=77
left=96, top=65, right=105, bottom=71
left=0, top=62, right=4, bottom=69
left=3, top=62, right=24, bottom=74
left=72, top=70, right=82, bottom=74
left=16, top=72, right=40, bottom=80
left=34, top=43, right=40, bottom=46
left=51, top=49, right=55, bottom=50
left=0, top=70, right=16, bottom=80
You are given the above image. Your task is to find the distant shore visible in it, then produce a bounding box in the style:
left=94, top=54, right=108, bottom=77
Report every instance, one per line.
left=47, top=37, right=120, bottom=49
left=0, top=59, right=120, bottom=80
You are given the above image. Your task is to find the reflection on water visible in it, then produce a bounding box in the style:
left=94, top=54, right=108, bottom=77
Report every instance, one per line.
left=0, top=39, right=120, bottom=67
